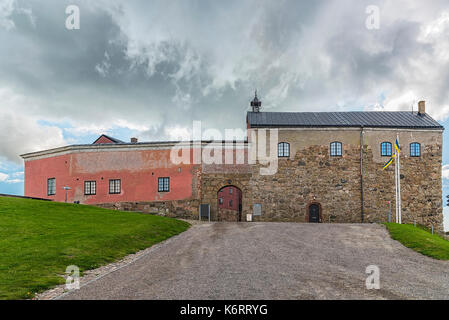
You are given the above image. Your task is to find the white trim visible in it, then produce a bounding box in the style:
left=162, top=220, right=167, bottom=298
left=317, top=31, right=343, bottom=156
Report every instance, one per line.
left=21, top=141, right=249, bottom=161
left=253, top=127, right=444, bottom=133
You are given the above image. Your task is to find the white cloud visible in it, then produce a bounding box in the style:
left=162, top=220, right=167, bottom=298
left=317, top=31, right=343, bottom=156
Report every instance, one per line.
left=0, top=171, right=23, bottom=184
left=0, top=0, right=35, bottom=30
left=0, top=172, right=7, bottom=182
left=64, top=119, right=150, bottom=138
left=3, top=0, right=449, bottom=166
left=4, top=178, right=22, bottom=184
left=0, top=87, right=67, bottom=163
left=95, top=51, right=111, bottom=77
left=383, top=91, right=418, bottom=112
left=164, top=126, right=191, bottom=141
left=443, top=206, right=449, bottom=232
left=0, top=0, right=15, bottom=30
left=64, top=124, right=113, bottom=137
left=10, top=171, right=23, bottom=177
left=442, top=164, right=449, bottom=180
left=97, top=1, right=449, bottom=119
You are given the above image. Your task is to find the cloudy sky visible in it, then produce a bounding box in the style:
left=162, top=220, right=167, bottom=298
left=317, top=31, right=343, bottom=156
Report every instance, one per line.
left=1, top=0, right=449, bottom=229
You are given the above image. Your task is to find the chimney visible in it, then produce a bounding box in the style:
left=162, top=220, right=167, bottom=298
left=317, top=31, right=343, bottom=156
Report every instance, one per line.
left=131, top=137, right=138, bottom=143
left=418, top=101, right=426, bottom=115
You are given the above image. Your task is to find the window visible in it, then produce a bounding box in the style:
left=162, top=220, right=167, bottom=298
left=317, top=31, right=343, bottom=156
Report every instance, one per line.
left=278, top=142, right=290, bottom=157
left=47, top=178, right=56, bottom=196
left=158, top=177, right=170, bottom=192
left=229, top=200, right=233, bottom=208
left=219, top=198, right=223, bottom=205
left=109, top=179, right=121, bottom=194
left=84, top=181, right=96, bottom=195
left=229, top=187, right=233, bottom=194
left=410, top=142, right=421, bottom=157
left=330, top=142, right=342, bottom=157
left=381, top=142, right=392, bottom=157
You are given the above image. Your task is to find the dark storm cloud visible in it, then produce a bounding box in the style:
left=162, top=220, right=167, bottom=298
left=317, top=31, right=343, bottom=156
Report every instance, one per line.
left=2, top=0, right=449, bottom=164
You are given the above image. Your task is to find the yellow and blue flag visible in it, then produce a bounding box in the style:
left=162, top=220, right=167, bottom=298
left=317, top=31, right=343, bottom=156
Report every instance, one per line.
left=394, top=139, right=400, bottom=156
left=382, top=154, right=395, bottom=171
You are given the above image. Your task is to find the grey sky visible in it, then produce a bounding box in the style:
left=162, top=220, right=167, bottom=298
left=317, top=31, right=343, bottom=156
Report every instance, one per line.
left=1, top=0, right=449, bottom=165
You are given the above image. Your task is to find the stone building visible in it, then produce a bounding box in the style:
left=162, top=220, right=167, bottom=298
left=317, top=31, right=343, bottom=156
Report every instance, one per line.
left=21, top=98, right=444, bottom=229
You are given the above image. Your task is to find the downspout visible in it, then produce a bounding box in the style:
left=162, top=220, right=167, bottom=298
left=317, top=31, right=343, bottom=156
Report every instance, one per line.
left=360, top=126, right=364, bottom=223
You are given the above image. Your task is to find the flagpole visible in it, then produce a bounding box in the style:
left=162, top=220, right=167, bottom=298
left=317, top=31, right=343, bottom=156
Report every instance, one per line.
left=397, top=134, right=402, bottom=224
left=395, top=145, right=398, bottom=223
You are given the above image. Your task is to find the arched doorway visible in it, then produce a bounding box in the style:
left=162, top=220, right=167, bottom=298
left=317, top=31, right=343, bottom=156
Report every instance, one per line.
left=217, top=186, right=242, bottom=222
left=307, top=203, right=322, bottom=223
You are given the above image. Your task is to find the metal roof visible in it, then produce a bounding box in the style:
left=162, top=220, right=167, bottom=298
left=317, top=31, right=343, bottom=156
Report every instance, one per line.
left=247, top=111, right=444, bottom=129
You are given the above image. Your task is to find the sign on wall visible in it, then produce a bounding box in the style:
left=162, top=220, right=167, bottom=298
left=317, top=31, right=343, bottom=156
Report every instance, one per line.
left=253, top=203, right=262, bottom=216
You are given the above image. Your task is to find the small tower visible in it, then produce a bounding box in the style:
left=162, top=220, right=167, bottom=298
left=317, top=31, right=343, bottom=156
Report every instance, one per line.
left=250, top=90, right=262, bottom=112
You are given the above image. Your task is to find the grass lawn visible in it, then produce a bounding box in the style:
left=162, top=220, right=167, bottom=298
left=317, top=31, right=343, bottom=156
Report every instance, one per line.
left=384, top=223, right=449, bottom=260
left=0, top=196, right=190, bottom=300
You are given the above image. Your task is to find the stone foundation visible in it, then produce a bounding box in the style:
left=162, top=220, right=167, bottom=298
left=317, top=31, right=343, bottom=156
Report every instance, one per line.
left=96, top=199, right=200, bottom=220
left=218, top=208, right=241, bottom=222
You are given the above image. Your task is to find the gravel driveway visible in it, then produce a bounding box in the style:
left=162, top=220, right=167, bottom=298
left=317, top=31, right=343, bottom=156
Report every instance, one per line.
left=58, top=222, right=449, bottom=300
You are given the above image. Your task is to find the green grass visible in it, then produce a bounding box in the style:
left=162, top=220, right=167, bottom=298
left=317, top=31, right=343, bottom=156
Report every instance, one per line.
left=384, top=223, right=449, bottom=260
left=0, top=196, right=190, bottom=300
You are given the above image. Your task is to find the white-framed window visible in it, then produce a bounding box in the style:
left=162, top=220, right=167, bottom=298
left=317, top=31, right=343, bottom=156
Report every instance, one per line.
left=109, top=179, right=121, bottom=194
left=330, top=142, right=342, bottom=157
left=278, top=142, right=290, bottom=157
left=410, top=142, right=421, bottom=157
left=84, top=181, right=96, bottom=195
left=158, top=177, right=170, bottom=192
left=47, top=178, right=56, bottom=196
left=381, top=142, right=392, bottom=157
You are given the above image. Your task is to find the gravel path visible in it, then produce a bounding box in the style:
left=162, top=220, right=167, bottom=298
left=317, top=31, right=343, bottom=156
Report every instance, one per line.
left=50, top=223, right=449, bottom=300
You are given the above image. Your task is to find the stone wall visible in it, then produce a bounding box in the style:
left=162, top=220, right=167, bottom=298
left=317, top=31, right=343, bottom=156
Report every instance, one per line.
left=96, top=198, right=200, bottom=220
left=200, top=171, right=252, bottom=221
left=249, top=144, right=362, bottom=223
left=363, top=141, right=443, bottom=230
left=247, top=128, right=443, bottom=230
left=217, top=208, right=241, bottom=222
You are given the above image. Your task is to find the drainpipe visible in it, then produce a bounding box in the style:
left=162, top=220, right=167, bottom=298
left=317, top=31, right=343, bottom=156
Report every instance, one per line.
left=360, top=127, right=364, bottom=223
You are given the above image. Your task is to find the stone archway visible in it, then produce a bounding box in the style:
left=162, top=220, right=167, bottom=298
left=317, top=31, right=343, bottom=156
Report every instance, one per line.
left=217, top=185, right=242, bottom=222
left=200, top=173, right=251, bottom=221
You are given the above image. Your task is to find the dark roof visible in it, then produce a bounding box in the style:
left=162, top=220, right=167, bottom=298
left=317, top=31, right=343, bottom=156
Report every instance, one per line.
left=92, top=134, right=125, bottom=144
left=247, top=111, right=444, bottom=129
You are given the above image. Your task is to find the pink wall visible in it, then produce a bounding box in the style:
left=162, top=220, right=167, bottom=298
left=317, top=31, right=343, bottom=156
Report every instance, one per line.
left=93, top=136, right=117, bottom=144
left=25, top=148, right=198, bottom=205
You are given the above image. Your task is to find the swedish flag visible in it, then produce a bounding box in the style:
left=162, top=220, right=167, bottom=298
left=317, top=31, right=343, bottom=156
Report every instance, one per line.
left=395, top=139, right=400, bottom=156
left=382, top=154, right=395, bottom=170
